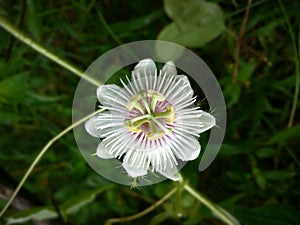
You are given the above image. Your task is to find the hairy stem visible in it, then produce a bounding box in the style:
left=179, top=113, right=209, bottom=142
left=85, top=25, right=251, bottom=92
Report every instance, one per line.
left=0, top=15, right=101, bottom=87
left=0, top=109, right=106, bottom=218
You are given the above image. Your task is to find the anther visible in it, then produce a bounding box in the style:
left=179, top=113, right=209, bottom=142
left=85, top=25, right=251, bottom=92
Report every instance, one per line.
left=124, top=120, right=142, bottom=133
left=147, top=130, right=166, bottom=140
left=154, top=105, right=175, bottom=124
left=125, top=94, right=144, bottom=114
left=147, top=90, right=165, bottom=112
left=140, top=90, right=151, bottom=114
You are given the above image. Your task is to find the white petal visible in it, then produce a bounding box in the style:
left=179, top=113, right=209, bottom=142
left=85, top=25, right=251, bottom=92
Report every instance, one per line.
left=122, top=163, right=148, bottom=178
left=85, top=112, right=124, bottom=138
left=176, top=110, right=216, bottom=134
left=104, top=131, right=138, bottom=157
left=165, top=75, right=193, bottom=104
left=157, top=165, right=180, bottom=181
left=133, top=58, right=156, bottom=78
left=85, top=116, right=100, bottom=137
left=134, top=59, right=156, bottom=75
left=156, top=72, right=175, bottom=94
left=170, top=133, right=201, bottom=161
left=122, top=150, right=150, bottom=178
left=132, top=59, right=157, bottom=91
left=199, top=111, right=216, bottom=132
left=161, top=61, right=177, bottom=77
left=97, top=84, right=128, bottom=109
left=96, top=142, right=114, bottom=159
left=156, top=61, right=179, bottom=94
left=148, top=144, right=178, bottom=179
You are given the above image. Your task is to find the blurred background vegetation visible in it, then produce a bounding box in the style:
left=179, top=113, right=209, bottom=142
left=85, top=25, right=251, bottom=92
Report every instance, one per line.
left=0, top=0, right=299, bottom=224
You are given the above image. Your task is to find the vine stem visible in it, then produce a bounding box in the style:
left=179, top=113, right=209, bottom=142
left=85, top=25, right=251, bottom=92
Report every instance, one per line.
left=0, top=15, right=102, bottom=87
left=278, top=0, right=300, bottom=128
left=178, top=174, right=238, bottom=225
left=232, top=0, right=252, bottom=83
left=105, top=187, right=178, bottom=225
left=183, top=184, right=237, bottom=225
left=105, top=175, right=238, bottom=225
left=0, top=108, right=106, bottom=218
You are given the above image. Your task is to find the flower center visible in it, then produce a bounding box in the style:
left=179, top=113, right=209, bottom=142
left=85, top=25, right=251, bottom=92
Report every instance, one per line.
left=124, top=90, right=175, bottom=140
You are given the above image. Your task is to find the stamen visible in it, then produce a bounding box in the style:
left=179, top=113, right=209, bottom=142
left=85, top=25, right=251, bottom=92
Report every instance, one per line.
left=154, top=106, right=175, bottom=124
left=147, top=130, right=165, bottom=140
left=131, top=118, right=149, bottom=128
left=124, top=117, right=149, bottom=129
left=125, top=94, right=144, bottom=114
left=124, top=90, right=174, bottom=140
left=129, top=114, right=150, bottom=123
left=140, top=91, right=151, bottom=114
left=147, top=90, right=165, bottom=112
left=124, top=120, right=141, bottom=133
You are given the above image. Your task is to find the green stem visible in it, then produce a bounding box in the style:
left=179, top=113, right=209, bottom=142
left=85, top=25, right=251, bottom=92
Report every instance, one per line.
left=226, top=0, right=267, bottom=18
left=183, top=184, right=237, bottom=225
left=177, top=174, right=238, bottom=225
left=0, top=15, right=102, bottom=87
left=105, top=187, right=178, bottom=224
left=0, top=108, right=106, bottom=218
left=278, top=0, right=300, bottom=128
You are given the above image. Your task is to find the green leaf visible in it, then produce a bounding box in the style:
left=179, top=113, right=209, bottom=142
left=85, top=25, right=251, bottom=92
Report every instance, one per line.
left=238, top=60, right=256, bottom=82
left=159, top=0, right=225, bottom=47
left=150, top=212, right=170, bottom=225
left=60, top=185, right=112, bottom=215
left=0, top=72, right=28, bottom=104
left=267, top=124, right=300, bottom=145
left=164, top=0, right=187, bottom=21
left=252, top=167, right=266, bottom=189
left=223, top=83, right=241, bottom=107
left=164, top=0, right=221, bottom=25
left=219, top=193, right=246, bottom=206
left=219, top=144, right=246, bottom=155
left=155, top=41, right=185, bottom=62
left=255, top=148, right=275, bottom=158
left=0, top=110, right=17, bottom=125
left=6, top=207, right=57, bottom=224
left=157, top=19, right=224, bottom=48
left=235, top=205, right=300, bottom=225
left=24, top=91, right=64, bottom=105
left=6, top=185, right=112, bottom=224
left=250, top=156, right=266, bottom=189
left=26, top=0, right=42, bottom=41
left=262, top=170, right=297, bottom=181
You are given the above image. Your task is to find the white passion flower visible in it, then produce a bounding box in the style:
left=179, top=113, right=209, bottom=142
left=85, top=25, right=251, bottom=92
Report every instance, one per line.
left=85, top=59, right=215, bottom=181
